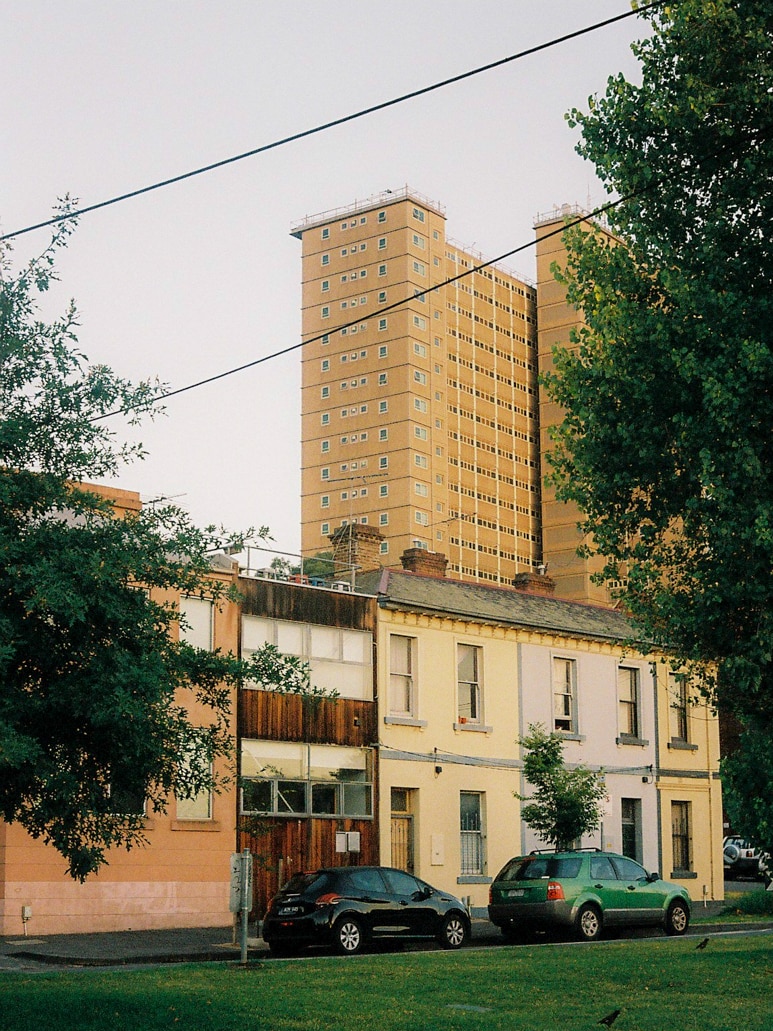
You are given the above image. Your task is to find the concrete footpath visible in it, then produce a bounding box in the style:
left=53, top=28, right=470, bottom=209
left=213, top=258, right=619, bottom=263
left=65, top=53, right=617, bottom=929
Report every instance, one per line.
left=1, top=903, right=769, bottom=970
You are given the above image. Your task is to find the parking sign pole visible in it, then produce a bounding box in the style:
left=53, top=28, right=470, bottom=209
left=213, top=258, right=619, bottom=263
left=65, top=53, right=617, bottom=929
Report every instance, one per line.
left=240, top=848, right=252, bottom=964
left=230, top=850, right=253, bottom=964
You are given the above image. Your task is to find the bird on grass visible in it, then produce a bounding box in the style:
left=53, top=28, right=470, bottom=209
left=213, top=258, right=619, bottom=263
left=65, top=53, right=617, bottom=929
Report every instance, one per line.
left=597, top=1010, right=621, bottom=1027
left=695, top=937, right=710, bottom=951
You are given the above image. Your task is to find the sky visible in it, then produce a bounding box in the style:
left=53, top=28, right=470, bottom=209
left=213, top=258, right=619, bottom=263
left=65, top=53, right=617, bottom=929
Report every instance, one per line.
left=1, top=1, right=648, bottom=562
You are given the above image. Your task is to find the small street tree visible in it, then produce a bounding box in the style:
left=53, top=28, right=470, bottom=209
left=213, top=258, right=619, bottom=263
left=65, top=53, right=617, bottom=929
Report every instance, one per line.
left=0, top=210, right=307, bottom=879
left=517, top=725, right=607, bottom=851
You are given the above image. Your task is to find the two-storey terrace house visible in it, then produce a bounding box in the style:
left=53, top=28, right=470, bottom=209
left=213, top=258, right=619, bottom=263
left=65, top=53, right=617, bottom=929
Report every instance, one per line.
left=236, top=573, right=378, bottom=916
left=356, top=548, right=723, bottom=913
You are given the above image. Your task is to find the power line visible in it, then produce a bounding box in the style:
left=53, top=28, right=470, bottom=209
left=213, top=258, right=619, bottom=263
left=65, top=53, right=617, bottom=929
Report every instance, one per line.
left=119, top=120, right=749, bottom=416
left=93, top=191, right=635, bottom=420
left=1, top=1, right=665, bottom=244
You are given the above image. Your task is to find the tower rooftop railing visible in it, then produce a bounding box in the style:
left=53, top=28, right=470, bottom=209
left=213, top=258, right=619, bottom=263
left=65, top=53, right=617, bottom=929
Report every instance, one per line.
left=290, top=185, right=446, bottom=237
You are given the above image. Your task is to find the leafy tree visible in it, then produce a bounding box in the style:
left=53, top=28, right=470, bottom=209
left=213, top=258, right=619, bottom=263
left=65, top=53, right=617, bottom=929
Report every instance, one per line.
left=0, top=210, right=309, bottom=879
left=543, top=1, right=773, bottom=767
left=722, top=723, right=773, bottom=856
left=516, top=725, right=607, bottom=851
left=269, top=556, right=294, bottom=578
left=296, top=551, right=335, bottom=580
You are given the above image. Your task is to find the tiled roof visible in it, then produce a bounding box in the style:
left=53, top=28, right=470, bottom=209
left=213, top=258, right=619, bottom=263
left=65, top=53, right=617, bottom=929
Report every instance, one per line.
left=355, top=568, right=643, bottom=646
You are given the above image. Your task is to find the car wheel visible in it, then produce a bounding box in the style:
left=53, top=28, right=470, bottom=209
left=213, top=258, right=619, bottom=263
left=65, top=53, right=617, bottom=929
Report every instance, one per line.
left=333, top=915, right=365, bottom=955
left=665, top=900, right=689, bottom=936
left=437, top=912, right=468, bottom=949
left=575, top=904, right=603, bottom=942
left=723, top=842, right=740, bottom=876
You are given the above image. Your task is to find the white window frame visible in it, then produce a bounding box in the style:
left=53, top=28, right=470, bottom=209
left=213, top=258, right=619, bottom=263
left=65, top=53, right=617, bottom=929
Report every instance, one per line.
left=389, top=635, right=416, bottom=718
left=553, top=657, right=577, bottom=734
left=457, top=644, right=482, bottom=725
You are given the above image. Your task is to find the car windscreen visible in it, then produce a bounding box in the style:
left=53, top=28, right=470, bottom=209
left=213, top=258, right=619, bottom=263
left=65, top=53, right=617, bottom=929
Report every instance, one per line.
left=497, top=856, right=582, bottom=881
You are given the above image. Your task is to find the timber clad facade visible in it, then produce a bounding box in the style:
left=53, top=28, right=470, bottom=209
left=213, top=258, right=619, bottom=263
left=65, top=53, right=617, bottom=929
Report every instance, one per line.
left=236, top=576, right=379, bottom=916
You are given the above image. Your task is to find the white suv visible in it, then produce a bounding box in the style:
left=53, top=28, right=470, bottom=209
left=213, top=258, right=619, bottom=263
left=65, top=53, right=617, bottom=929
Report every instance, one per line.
left=723, top=836, right=763, bottom=879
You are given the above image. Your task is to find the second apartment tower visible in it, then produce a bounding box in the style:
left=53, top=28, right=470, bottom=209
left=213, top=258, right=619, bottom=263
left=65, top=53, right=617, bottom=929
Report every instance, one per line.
left=293, top=187, right=541, bottom=585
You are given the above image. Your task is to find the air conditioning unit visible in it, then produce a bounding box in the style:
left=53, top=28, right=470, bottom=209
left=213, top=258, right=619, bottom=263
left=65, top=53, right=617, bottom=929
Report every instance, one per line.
left=331, top=580, right=354, bottom=593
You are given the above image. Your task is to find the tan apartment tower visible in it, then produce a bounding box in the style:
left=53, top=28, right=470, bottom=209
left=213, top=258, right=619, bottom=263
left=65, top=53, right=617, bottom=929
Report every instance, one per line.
left=292, top=187, right=541, bottom=585
left=535, top=205, right=615, bottom=606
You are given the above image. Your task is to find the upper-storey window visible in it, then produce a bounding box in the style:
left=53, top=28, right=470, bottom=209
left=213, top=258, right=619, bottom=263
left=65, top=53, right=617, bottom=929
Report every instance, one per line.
left=553, top=657, right=577, bottom=734
left=457, top=644, right=482, bottom=724
left=618, top=667, right=641, bottom=739
left=180, top=597, right=213, bottom=650
left=389, top=635, right=416, bottom=718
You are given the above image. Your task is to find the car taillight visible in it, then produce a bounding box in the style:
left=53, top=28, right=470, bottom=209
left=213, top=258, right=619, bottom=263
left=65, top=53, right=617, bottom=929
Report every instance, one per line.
left=488, top=886, right=493, bottom=904
left=314, top=892, right=342, bottom=908
left=547, top=881, right=565, bottom=901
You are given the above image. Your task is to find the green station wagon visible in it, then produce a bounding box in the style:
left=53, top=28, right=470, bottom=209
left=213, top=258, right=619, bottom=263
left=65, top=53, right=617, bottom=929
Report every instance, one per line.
left=488, top=849, right=691, bottom=942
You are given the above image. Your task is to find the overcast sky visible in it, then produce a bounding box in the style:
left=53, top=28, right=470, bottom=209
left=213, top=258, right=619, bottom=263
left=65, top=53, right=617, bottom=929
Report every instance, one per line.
left=2, top=1, right=647, bottom=560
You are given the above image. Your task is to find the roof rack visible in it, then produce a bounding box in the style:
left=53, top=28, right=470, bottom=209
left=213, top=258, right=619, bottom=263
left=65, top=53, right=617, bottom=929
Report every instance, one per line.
left=527, top=847, right=603, bottom=854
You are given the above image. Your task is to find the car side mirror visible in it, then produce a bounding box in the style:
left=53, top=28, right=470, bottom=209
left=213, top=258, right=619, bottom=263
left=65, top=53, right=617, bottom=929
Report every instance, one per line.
left=413, top=887, right=432, bottom=900
left=647, top=871, right=660, bottom=883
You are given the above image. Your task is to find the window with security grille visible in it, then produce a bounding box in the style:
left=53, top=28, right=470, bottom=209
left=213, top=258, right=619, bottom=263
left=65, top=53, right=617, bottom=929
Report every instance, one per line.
left=460, top=791, right=484, bottom=875
left=671, top=801, right=692, bottom=871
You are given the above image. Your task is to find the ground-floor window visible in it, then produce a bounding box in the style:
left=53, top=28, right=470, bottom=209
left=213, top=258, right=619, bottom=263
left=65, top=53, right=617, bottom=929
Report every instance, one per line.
left=621, top=797, right=642, bottom=863
left=460, top=791, right=484, bottom=875
left=241, top=741, right=373, bottom=818
left=671, top=800, right=692, bottom=872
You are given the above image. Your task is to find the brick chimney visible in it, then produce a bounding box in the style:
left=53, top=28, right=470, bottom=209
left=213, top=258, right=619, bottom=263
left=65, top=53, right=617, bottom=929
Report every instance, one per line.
left=329, top=524, right=384, bottom=576
left=399, top=548, right=448, bottom=577
left=512, top=571, right=556, bottom=596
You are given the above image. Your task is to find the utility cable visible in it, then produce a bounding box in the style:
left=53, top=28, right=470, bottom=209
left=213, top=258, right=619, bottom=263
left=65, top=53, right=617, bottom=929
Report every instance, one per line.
left=92, top=191, right=634, bottom=420
left=1, top=1, right=665, bottom=244
left=99, top=119, right=751, bottom=418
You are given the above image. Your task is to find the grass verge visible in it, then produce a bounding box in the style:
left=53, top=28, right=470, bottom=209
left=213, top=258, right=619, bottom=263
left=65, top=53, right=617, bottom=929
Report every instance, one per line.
left=2, top=934, right=773, bottom=1031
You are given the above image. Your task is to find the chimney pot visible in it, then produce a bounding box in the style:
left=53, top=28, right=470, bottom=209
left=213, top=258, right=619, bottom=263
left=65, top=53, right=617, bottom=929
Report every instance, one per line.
left=399, top=548, right=448, bottom=577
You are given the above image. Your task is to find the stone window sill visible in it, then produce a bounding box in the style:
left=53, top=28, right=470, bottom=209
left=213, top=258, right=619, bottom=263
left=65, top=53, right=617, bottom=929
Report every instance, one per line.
left=170, top=820, right=222, bottom=832
left=617, top=735, right=650, bottom=747
left=384, top=716, right=427, bottom=728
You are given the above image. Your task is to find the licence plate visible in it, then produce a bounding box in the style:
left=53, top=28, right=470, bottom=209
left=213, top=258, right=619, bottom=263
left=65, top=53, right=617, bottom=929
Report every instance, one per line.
left=506, top=889, right=526, bottom=898
left=278, top=905, right=302, bottom=916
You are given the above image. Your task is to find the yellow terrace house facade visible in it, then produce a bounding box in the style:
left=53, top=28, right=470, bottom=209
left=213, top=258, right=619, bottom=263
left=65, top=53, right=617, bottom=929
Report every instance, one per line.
left=355, top=542, right=723, bottom=914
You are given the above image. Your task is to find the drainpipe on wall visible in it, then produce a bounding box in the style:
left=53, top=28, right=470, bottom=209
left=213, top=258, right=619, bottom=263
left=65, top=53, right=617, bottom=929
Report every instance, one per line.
left=652, top=661, right=663, bottom=878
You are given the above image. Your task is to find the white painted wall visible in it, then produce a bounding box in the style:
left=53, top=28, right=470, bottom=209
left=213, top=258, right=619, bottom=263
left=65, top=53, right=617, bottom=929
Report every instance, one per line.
left=517, top=642, right=660, bottom=872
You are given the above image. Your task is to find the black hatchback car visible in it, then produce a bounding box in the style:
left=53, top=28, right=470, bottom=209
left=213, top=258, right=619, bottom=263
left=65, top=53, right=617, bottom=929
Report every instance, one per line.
left=262, top=866, right=470, bottom=956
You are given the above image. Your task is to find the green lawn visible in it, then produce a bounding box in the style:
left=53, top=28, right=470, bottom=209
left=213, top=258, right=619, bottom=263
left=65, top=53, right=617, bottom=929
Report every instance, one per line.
left=2, top=934, right=773, bottom=1031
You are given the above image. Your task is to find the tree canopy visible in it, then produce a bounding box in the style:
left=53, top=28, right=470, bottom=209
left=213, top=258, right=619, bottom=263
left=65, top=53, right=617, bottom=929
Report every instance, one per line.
left=543, top=0, right=772, bottom=793
left=516, top=725, right=607, bottom=852
left=0, top=213, right=306, bottom=879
